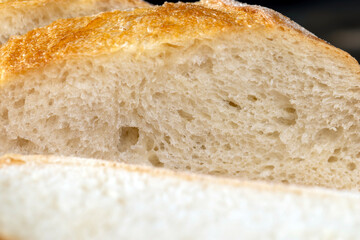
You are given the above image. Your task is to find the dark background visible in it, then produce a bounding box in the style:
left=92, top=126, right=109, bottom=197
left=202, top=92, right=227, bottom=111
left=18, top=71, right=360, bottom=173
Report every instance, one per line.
left=147, top=0, right=360, bottom=62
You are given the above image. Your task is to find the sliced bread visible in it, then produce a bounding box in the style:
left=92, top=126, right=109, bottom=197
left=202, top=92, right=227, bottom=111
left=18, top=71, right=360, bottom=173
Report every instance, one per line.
left=1, top=154, right=360, bottom=239
left=0, top=0, right=359, bottom=189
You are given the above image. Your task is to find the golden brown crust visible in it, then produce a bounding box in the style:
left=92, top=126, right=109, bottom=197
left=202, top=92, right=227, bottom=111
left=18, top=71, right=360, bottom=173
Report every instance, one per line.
left=0, top=0, right=358, bottom=83
left=200, top=0, right=318, bottom=39
left=200, top=0, right=359, bottom=69
left=0, top=0, right=150, bottom=9
left=0, top=2, right=262, bottom=79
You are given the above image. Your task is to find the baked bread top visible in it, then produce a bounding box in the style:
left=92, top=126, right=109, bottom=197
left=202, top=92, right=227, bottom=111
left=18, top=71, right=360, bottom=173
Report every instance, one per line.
left=0, top=0, right=151, bottom=46
left=1, top=0, right=360, bottom=190
left=1, top=0, right=358, bottom=81
left=0, top=0, right=149, bottom=7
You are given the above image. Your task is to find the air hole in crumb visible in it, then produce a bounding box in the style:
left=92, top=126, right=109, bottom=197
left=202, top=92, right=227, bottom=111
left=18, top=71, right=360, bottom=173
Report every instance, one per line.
left=275, top=117, right=296, bottom=126
left=148, top=153, right=163, bottom=167
left=27, top=88, right=35, bottom=94
left=264, top=165, right=274, bottom=170
left=162, top=43, right=181, bottom=48
left=153, top=92, right=163, bottom=99
left=1, top=109, right=8, bottom=121
left=349, top=87, right=360, bottom=92
left=230, top=121, right=238, bottom=129
left=293, top=158, right=305, bottom=162
left=185, top=166, right=191, bottom=170
left=154, top=146, right=159, bottom=151
left=281, top=180, right=289, bottom=184
left=328, top=156, right=338, bottom=163
left=334, top=148, right=341, bottom=154
left=201, top=145, right=206, bottom=150
left=14, top=99, right=25, bottom=108
left=117, top=127, right=139, bottom=152
left=66, top=137, right=80, bottom=147
left=316, top=67, right=325, bottom=73
left=190, top=135, right=205, bottom=144
left=284, top=107, right=296, bottom=113
left=247, top=95, right=258, bottom=102
left=48, top=99, right=54, bottom=106
left=15, top=137, right=32, bottom=148
left=164, top=135, right=171, bottom=144
left=227, top=100, right=241, bottom=109
left=315, top=128, right=342, bottom=143
left=356, top=152, right=360, bottom=158
left=60, top=71, right=68, bottom=82
left=91, top=116, right=99, bottom=125
left=178, top=110, right=194, bottom=121
left=98, top=66, right=105, bottom=74
left=209, top=170, right=228, bottom=175
left=139, top=78, right=146, bottom=89
left=46, top=115, right=59, bottom=126
left=347, top=162, right=356, bottom=171
left=192, top=154, right=199, bottom=159
left=224, top=144, right=231, bottom=150
left=267, top=131, right=280, bottom=138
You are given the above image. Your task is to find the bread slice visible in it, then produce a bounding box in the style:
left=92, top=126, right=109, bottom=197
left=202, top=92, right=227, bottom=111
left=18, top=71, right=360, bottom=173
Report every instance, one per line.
left=0, top=0, right=150, bottom=44
left=0, top=0, right=360, bottom=190
left=1, top=154, right=360, bottom=240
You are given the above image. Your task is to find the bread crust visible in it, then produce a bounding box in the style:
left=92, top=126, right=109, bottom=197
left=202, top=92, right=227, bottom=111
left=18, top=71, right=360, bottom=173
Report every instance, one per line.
left=1, top=154, right=358, bottom=198
left=0, top=0, right=358, bottom=83
left=0, top=0, right=150, bottom=9
left=0, top=0, right=151, bottom=51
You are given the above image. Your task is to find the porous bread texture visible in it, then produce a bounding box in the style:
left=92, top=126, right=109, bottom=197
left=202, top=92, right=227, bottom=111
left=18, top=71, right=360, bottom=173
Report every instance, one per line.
left=1, top=154, right=360, bottom=240
left=0, top=2, right=360, bottom=190
left=0, top=0, right=150, bottom=44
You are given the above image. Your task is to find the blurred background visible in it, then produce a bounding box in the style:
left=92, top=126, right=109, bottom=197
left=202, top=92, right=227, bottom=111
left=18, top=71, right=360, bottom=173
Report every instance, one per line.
left=147, top=0, right=360, bottom=62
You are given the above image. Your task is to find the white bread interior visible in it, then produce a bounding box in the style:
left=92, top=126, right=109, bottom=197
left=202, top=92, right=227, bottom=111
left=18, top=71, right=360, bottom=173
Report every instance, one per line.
left=1, top=154, right=360, bottom=240
left=0, top=2, right=360, bottom=190
left=0, top=0, right=150, bottom=44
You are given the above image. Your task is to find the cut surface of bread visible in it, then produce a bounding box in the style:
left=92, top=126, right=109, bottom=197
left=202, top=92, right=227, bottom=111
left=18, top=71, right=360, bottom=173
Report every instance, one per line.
left=0, top=0, right=360, bottom=190
left=0, top=0, right=150, bottom=44
left=1, top=154, right=360, bottom=240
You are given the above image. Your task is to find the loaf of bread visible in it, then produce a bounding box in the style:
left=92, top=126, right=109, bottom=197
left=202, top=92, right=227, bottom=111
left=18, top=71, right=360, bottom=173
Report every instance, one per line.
left=0, top=0, right=150, bottom=44
left=0, top=0, right=359, bottom=190
left=1, top=154, right=360, bottom=239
